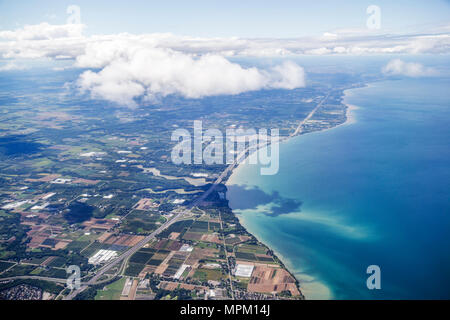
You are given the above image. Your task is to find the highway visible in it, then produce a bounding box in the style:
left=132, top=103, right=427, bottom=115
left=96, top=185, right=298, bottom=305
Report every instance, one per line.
left=291, top=93, right=330, bottom=137
left=63, top=147, right=252, bottom=299
left=63, top=208, right=190, bottom=299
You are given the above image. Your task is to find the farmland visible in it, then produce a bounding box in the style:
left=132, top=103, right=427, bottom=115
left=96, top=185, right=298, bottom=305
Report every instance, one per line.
left=0, top=67, right=354, bottom=300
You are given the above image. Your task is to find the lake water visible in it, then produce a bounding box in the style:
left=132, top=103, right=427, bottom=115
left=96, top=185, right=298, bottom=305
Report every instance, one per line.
left=227, top=77, right=450, bottom=299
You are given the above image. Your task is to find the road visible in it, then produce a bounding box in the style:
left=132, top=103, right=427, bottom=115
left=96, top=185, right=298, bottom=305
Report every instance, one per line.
left=201, top=92, right=330, bottom=197
left=0, top=275, right=68, bottom=284
left=291, top=93, right=330, bottom=137
left=64, top=148, right=252, bottom=299
left=218, top=209, right=235, bottom=300
left=65, top=94, right=331, bottom=299
left=63, top=208, right=190, bottom=299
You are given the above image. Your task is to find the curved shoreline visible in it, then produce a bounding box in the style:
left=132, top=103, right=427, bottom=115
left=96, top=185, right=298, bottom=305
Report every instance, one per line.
left=224, top=87, right=362, bottom=300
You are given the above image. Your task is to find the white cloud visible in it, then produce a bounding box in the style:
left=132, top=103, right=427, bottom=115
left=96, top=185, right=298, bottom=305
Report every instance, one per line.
left=269, top=61, right=305, bottom=89
left=0, top=23, right=85, bottom=60
left=76, top=45, right=306, bottom=105
left=0, top=61, right=27, bottom=71
left=305, top=47, right=332, bottom=55
left=0, top=22, right=84, bottom=41
left=1, top=23, right=449, bottom=62
left=321, top=32, right=338, bottom=39
left=382, top=59, right=437, bottom=77
left=1, top=22, right=449, bottom=104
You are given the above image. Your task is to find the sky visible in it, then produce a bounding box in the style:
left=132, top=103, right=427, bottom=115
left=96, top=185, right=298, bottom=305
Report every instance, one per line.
left=1, top=0, right=450, bottom=37
left=0, top=1, right=449, bottom=105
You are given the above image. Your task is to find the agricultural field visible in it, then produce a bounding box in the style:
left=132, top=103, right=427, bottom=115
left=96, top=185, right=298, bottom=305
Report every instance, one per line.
left=95, top=277, right=127, bottom=300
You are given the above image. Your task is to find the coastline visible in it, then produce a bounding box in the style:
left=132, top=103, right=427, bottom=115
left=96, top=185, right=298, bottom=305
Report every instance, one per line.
left=223, top=87, right=361, bottom=300
left=219, top=76, right=450, bottom=300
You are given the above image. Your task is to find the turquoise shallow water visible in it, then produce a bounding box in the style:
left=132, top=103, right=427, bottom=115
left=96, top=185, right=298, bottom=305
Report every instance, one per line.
left=227, top=78, right=450, bottom=299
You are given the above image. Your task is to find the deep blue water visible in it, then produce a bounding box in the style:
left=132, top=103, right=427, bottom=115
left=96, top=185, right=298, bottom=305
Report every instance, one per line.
left=227, top=77, right=450, bottom=299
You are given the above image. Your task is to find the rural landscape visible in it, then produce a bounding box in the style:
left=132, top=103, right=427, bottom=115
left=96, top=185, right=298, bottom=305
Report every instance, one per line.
left=0, top=68, right=358, bottom=300
left=1, top=0, right=449, bottom=305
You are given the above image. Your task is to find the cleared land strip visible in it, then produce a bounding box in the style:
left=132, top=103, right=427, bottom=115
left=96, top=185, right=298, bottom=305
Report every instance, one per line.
left=219, top=209, right=235, bottom=300
left=0, top=275, right=68, bottom=284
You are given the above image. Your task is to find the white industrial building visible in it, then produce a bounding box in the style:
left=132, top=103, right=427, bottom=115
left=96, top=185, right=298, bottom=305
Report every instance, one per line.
left=88, top=249, right=118, bottom=265
left=234, top=264, right=255, bottom=278
left=179, top=244, right=194, bottom=252
left=173, top=264, right=190, bottom=279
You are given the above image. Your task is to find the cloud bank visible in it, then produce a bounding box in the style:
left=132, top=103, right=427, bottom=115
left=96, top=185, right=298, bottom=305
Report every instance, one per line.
left=382, top=59, right=437, bottom=77
left=0, top=62, right=27, bottom=71
left=0, top=22, right=84, bottom=41
left=2, top=23, right=449, bottom=61
left=1, top=22, right=449, bottom=104
left=76, top=45, right=305, bottom=105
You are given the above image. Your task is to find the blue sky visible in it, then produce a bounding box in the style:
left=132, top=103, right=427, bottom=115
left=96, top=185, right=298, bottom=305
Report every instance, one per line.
left=1, top=0, right=450, bottom=37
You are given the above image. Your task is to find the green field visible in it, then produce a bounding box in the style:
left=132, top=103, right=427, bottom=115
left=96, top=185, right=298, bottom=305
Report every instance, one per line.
left=124, top=262, right=145, bottom=277
left=95, top=277, right=127, bottom=300
left=193, top=268, right=224, bottom=282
